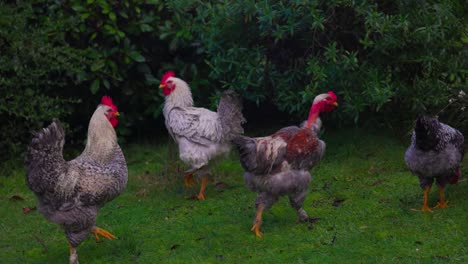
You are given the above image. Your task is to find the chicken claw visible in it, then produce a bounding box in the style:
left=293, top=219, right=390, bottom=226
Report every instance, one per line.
left=419, top=186, right=433, bottom=213
left=195, top=175, right=209, bottom=200
left=251, top=204, right=264, bottom=237
left=433, top=200, right=449, bottom=209
left=251, top=222, right=263, bottom=238
left=420, top=205, right=433, bottom=213
left=196, top=193, right=205, bottom=200
left=92, top=227, right=116, bottom=241
left=433, top=185, right=448, bottom=209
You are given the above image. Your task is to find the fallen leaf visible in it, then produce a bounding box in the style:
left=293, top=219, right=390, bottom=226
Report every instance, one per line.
left=331, top=233, right=337, bottom=245
left=332, top=199, right=346, bottom=207
left=170, top=244, right=180, bottom=250
left=23, top=206, right=36, bottom=214
left=370, top=179, right=385, bottom=186
left=215, top=182, right=228, bottom=188
left=308, top=217, right=321, bottom=223
left=9, top=195, right=24, bottom=201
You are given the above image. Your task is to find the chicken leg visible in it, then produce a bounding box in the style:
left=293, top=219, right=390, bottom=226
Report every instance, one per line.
left=91, top=226, right=116, bottom=241
left=184, top=172, right=195, bottom=188
left=195, top=175, right=209, bottom=200
left=433, top=185, right=448, bottom=209
left=421, top=186, right=432, bottom=212
left=69, top=243, right=79, bottom=264
left=251, top=204, right=264, bottom=237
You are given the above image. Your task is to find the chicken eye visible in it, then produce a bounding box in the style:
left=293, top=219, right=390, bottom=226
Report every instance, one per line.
left=106, top=109, right=113, bottom=117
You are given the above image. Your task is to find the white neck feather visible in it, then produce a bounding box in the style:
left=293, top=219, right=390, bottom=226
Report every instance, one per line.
left=83, top=105, right=117, bottom=163
left=313, top=93, right=329, bottom=104
left=163, top=77, right=194, bottom=117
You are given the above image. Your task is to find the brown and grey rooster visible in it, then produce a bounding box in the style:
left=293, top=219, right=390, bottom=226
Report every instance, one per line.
left=160, top=71, right=244, bottom=200
left=404, top=116, right=464, bottom=212
left=233, top=92, right=338, bottom=237
left=25, top=96, right=128, bottom=264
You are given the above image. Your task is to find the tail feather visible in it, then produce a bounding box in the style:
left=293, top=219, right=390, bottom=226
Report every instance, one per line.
left=218, top=89, right=245, bottom=141
left=25, top=119, right=66, bottom=195
left=232, top=136, right=257, bottom=172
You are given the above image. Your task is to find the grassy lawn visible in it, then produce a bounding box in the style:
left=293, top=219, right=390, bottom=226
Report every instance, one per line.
left=0, top=129, right=466, bottom=263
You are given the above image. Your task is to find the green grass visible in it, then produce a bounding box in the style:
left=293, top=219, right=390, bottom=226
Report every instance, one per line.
left=0, top=129, right=467, bottom=263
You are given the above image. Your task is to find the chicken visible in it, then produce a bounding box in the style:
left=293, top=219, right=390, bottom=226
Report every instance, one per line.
left=233, top=91, right=338, bottom=237
left=160, top=71, right=244, bottom=200
left=25, top=96, right=128, bottom=264
left=404, top=116, right=464, bottom=212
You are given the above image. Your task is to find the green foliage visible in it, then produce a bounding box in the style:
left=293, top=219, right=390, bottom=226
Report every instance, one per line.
left=168, top=0, right=466, bottom=127
left=0, top=2, right=84, bottom=159
left=0, top=0, right=466, bottom=161
left=1, top=130, right=467, bottom=262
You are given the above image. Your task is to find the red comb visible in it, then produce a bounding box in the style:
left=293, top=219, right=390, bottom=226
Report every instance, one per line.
left=101, top=96, right=118, bottom=111
left=101, top=96, right=113, bottom=106
left=327, top=91, right=337, bottom=101
left=161, top=71, right=175, bottom=84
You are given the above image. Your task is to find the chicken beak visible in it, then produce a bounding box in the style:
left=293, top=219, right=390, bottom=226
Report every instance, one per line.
left=114, top=112, right=120, bottom=117
left=159, top=84, right=165, bottom=89
left=333, top=102, right=339, bottom=107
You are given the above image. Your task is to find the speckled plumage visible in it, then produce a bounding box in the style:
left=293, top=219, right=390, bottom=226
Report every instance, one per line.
left=25, top=105, right=128, bottom=263
left=163, top=76, right=244, bottom=177
left=234, top=125, right=326, bottom=223
left=405, top=116, right=464, bottom=188
left=233, top=92, right=337, bottom=236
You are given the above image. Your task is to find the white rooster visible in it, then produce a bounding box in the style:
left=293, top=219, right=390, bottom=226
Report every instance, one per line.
left=160, top=71, right=244, bottom=200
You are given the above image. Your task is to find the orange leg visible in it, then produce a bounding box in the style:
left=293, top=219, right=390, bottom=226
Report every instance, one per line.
left=184, top=172, right=194, bottom=188
left=196, top=175, right=209, bottom=200
left=433, top=185, right=448, bottom=209
left=251, top=204, right=264, bottom=237
left=91, top=227, right=116, bottom=241
left=421, top=186, right=432, bottom=212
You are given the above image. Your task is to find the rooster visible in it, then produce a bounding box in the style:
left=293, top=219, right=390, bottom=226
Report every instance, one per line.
left=233, top=91, right=338, bottom=237
left=160, top=71, right=244, bottom=200
left=404, top=116, right=464, bottom=212
left=25, top=96, right=128, bottom=264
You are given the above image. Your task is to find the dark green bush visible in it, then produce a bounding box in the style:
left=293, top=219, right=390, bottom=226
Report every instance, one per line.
left=0, top=2, right=84, bottom=160
left=168, top=0, right=467, bottom=128
left=0, top=0, right=466, bottom=163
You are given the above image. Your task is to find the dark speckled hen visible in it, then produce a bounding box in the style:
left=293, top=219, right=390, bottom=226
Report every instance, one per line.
left=404, top=116, right=464, bottom=212
left=25, top=96, right=128, bottom=264
left=233, top=92, right=337, bottom=237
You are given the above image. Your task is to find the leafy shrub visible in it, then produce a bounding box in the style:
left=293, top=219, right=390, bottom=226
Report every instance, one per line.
left=167, top=0, right=466, bottom=129
left=0, top=2, right=84, bottom=160
left=0, top=0, right=466, bottom=163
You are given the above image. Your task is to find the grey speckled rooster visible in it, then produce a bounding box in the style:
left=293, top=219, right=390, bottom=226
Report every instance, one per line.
left=160, top=71, right=244, bottom=200
left=25, top=96, right=128, bottom=264
left=405, top=116, right=464, bottom=212
left=233, top=92, right=338, bottom=237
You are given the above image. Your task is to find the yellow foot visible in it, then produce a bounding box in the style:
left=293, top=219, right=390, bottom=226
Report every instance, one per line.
left=92, top=227, right=116, bottom=241
left=433, top=200, right=449, bottom=209
left=251, top=223, right=263, bottom=238
left=420, top=205, right=433, bottom=213
left=184, top=173, right=194, bottom=188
